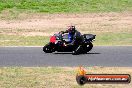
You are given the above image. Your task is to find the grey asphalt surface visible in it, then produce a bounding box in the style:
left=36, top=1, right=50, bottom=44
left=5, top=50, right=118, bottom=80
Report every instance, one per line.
left=0, top=46, right=132, bottom=67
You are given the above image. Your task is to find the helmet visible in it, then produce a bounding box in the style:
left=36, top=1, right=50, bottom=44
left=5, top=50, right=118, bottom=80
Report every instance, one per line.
left=67, top=25, right=76, bottom=34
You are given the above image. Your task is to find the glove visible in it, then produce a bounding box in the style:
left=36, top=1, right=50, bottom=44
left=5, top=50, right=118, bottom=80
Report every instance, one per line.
left=59, top=31, right=65, bottom=34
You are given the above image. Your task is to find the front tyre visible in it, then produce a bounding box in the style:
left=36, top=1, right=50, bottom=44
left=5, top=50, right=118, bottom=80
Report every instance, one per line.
left=43, top=43, right=54, bottom=53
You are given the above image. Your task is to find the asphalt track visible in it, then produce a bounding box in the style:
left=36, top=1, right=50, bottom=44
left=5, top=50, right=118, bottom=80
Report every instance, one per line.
left=0, top=46, right=132, bottom=67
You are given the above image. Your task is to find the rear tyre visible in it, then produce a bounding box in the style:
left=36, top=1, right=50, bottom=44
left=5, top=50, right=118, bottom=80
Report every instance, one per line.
left=86, top=42, right=93, bottom=52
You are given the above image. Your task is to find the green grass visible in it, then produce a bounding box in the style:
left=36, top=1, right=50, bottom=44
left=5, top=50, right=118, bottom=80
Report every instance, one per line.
left=0, top=0, right=132, bottom=13
left=0, top=34, right=49, bottom=46
left=95, top=33, right=132, bottom=45
left=0, top=67, right=132, bottom=88
left=0, top=32, right=132, bottom=46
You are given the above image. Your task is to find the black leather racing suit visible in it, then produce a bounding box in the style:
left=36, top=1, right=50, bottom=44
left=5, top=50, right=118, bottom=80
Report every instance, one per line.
left=62, top=30, right=82, bottom=45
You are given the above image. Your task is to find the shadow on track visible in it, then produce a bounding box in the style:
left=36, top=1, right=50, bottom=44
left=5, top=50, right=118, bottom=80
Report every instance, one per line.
left=53, top=52, right=101, bottom=55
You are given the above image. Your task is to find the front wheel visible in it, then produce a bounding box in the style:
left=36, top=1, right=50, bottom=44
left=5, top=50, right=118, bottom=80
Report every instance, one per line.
left=43, top=43, right=54, bottom=53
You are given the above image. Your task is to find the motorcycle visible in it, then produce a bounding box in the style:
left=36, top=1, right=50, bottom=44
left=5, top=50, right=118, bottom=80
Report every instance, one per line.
left=43, top=32, right=96, bottom=55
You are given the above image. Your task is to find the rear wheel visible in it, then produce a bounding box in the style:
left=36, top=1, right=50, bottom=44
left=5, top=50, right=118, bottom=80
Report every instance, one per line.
left=86, top=42, right=93, bottom=53
left=83, top=42, right=93, bottom=54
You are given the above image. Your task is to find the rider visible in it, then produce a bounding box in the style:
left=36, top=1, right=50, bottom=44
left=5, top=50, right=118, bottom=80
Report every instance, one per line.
left=61, top=25, right=82, bottom=45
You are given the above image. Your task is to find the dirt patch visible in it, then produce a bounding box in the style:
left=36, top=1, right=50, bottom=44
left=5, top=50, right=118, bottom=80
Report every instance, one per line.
left=21, top=32, right=54, bottom=36
left=0, top=12, right=132, bottom=36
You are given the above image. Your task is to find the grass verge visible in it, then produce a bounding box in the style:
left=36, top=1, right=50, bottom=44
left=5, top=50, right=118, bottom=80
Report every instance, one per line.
left=0, top=32, right=132, bottom=46
left=0, top=34, right=49, bottom=46
left=95, top=32, right=132, bottom=45
left=0, top=0, right=132, bottom=13
left=0, top=67, right=131, bottom=88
